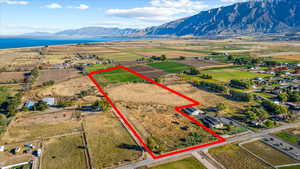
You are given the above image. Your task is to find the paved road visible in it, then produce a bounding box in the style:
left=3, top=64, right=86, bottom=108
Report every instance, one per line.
left=117, top=121, right=300, bottom=169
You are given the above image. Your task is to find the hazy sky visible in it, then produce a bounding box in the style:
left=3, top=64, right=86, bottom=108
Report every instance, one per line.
left=0, top=0, right=246, bottom=35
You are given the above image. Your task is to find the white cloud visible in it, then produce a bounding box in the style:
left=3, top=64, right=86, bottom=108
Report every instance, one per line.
left=106, top=0, right=209, bottom=23
left=45, top=3, right=62, bottom=9
left=0, top=0, right=28, bottom=5
left=68, top=4, right=89, bottom=10
left=77, top=4, right=89, bottom=10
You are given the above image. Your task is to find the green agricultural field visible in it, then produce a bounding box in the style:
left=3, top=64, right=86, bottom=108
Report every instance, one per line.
left=243, top=141, right=299, bottom=166
left=150, top=157, right=207, bottom=169
left=275, top=132, right=299, bottom=145
left=263, top=58, right=299, bottom=64
left=84, top=64, right=113, bottom=73
left=209, top=144, right=272, bottom=169
left=148, top=61, right=192, bottom=73
left=41, top=135, right=87, bottom=169
left=101, top=52, right=140, bottom=61
left=279, top=165, right=300, bottom=169
left=201, top=67, right=270, bottom=82
left=86, top=64, right=144, bottom=85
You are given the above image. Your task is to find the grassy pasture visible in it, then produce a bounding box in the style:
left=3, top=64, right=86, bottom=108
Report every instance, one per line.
left=41, top=134, right=87, bottom=169
left=150, top=157, right=207, bottom=169
left=243, top=141, right=299, bottom=166
left=275, top=132, right=299, bottom=145
left=148, top=61, right=192, bottom=73
left=201, top=67, right=270, bottom=82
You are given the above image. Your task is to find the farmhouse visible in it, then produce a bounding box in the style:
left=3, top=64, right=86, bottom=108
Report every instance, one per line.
left=182, top=107, right=204, bottom=116
left=201, top=116, right=223, bottom=129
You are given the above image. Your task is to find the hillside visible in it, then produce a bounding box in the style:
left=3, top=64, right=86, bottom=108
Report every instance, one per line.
left=145, top=0, right=300, bottom=36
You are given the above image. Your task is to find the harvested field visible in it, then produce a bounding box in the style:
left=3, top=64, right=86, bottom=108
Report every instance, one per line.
left=137, top=51, right=208, bottom=58
left=128, top=65, right=168, bottom=79
left=41, top=134, right=87, bottom=169
left=24, top=76, right=94, bottom=100
left=84, top=113, right=142, bottom=168
left=106, top=83, right=191, bottom=106
left=0, top=72, right=26, bottom=83
left=209, top=144, right=272, bottom=169
left=0, top=116, right=81, bottom=144
left=243, top=141, right=299, bottom=166
left=17, top=111, right=73, bottom=125
left=34, top=69, right=81, bottom=86
left=107, top=83, right=245, bottom=111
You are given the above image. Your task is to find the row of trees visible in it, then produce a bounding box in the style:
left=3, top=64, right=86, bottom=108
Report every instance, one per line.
left=229, top=80, right=251, bottom=89
left=278, top=91, right=300, bottom=102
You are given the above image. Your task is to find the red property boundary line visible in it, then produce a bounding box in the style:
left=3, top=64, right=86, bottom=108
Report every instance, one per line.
left=88, top=65, right=226, bottom=159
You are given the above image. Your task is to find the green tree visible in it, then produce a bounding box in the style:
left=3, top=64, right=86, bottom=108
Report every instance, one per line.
left=0, top=114, right=9, bottom=126
left=278, top=93, right=288, bottom=102
left=217, top=103, right=227, bottom=111
left=160, top=54, right=167, bottom=61
left=264, top=120, right=276, bottom=128
left=33, top=101, right=48, bottom=111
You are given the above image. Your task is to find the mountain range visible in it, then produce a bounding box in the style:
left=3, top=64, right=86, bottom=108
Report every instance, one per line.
left=23, top=0, right=300, bottom=38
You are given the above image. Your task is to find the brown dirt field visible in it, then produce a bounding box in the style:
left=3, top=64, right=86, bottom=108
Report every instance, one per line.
left=106, top=83, right=191, bottom=106
left=128, top=65, right=168, bottom=79
left=0, top=72, right=26, bottom=83
left=24, top=76, right=94, bottom=100
left=34, top=69, right=81, bottom=86
left=107, top=83, right=244, bottom=110
left=137, top=51, right=208, bottom=58
left=17, top=111, right=73, bottom=125
left=0, top=118, right=81, bottom=144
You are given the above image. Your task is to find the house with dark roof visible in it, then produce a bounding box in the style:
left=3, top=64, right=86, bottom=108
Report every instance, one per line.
left=201, top=116, right=224, bottom=129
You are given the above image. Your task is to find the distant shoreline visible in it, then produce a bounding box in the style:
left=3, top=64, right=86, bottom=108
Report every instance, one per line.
left=0, top=37, right=157, bottom=50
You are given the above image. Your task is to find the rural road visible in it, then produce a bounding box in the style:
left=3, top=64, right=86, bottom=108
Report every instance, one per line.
left=117, top=121, right=300, bottom=169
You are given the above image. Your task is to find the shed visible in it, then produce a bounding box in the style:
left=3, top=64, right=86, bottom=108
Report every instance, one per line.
left=182, top=107, right=204, bottom=116
left=24, top=101, right=36, bottom=109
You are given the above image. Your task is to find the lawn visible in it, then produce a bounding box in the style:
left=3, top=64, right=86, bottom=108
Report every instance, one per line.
left=209, top=144, right=272, bottom=169
left=148, top=61, right=192, bottom=73
left=150, top=157, right=207, bottom=169
left=275, top=132, right=299, bottom=145
left=242, top=141, right=299, bottom=166
left=84, top=113, right=142, bottom=168
left=201, top=68, right=270, bottom=82
left=41, top=134, right=87, bottom=169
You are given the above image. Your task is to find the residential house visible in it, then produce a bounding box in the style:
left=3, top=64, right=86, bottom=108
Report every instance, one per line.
left=201, top=116, right=223, bottom=129
left=182, top=107, right=205, bottom=116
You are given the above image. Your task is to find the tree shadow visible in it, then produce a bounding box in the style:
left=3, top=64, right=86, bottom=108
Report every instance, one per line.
left=118, top=143, right=143, bottom=151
